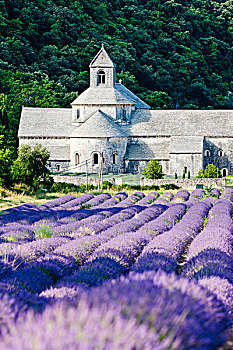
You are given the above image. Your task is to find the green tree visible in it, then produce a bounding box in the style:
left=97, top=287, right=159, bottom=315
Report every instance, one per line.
left=142, top=159, right=164, bottom=179
left=143, top=91, right=173, bottom=109
left=182, top=168, right=186, bottom=179
left=196, top=164, right=221, bottom=178
left=0, top=136, right=14, bottom=187
left=12, top=144, right=50, bottom=191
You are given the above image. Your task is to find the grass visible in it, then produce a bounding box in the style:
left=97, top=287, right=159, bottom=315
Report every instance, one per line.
left=0, top=186, right=183, bottom=213
left=0, top=187, right=62, bottom=212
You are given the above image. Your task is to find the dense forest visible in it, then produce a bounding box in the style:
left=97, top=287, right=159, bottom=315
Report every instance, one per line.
left=1, top=0, right=233, bottom=148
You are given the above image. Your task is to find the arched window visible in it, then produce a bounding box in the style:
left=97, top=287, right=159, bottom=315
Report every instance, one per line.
left=219, top=149, right=223, bottom=157
left=56, top=164, right=60, bottom=172
left=205, top=149, right=210, bottom=157
left=93, top=153, right=99, bottom=165
left=75, top=153, right=80, bottom=166
left=113, top=152, right=117, bottom=165
left=98, top=70, right=106, bottom=85
left=221, top=168, right=228, bottom=177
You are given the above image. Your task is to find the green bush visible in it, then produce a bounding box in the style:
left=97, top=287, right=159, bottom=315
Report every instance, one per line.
left=196, top=164, right=221, bottom=178
left=142, top=159, right=164, bottom=179
left=102, top=180, right=113, bottom=189
left=163, top=183, right=180, bottom=190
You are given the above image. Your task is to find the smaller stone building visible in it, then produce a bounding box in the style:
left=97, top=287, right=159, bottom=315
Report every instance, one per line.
left=18, top=45, right=233, bottom=177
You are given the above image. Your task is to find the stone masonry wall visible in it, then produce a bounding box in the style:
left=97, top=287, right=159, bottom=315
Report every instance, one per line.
left=70, top=137, right=128, bottom=174
left=53, top=175, right=226, bottom=190
left=141, top=177, right=226, bottom=189
left=203, top=137, right=233, bottom=176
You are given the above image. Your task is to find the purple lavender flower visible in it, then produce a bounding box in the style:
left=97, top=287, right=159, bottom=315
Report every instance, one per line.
left=80, top=269, right=230, bottom=349
left=40, top=195, right=76, bottom=210
left=0, top=298, right=165, bottom=350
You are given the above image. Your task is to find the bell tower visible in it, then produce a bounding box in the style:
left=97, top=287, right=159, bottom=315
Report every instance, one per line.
left=89, top=44, right=115, bottom=88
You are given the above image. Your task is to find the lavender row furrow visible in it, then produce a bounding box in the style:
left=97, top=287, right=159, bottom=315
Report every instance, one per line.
left=51, top=205, right=142, bottom=237
left=40, top=195, right=77, bottom=210
left=0, top=237, right=71, bottom=268
left=133, top=200, right=212, bottom=274
left=0, top=268, right=229, bottom=350
left=45, top=204, right=167, bottom=281
left=82, top=193, right=111, bottom=207
left=58, top=230, right=153, bottom=287
left=55, top=204, right=178, bottom=287
left=171, top=189, right=190, bottom=203
left=92, top=192, right=128, bottom=208
left=58, top=193, right=94, bottom=209
left=183, top=197, right=233, bottom=309
left=138, top=203, right=187, bottom=236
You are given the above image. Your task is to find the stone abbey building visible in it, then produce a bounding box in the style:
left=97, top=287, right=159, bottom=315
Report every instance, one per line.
left=18, top=45, right=233, bottom=177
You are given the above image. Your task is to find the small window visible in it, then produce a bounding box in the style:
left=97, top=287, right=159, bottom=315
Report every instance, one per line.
left=56, top=164, right=60, bottom=172
left=219, top=149, right=223, bottom=157
left=205, top=149, right=210, bottom=157
left=48, top=162, right=51, bottom=167
left=98, top=70, right=106, bottom=85
left=184, top=166, right=187, bottom=174
left=122, top=108, right=126, bottom=121
left=113, top=153, right=117, bottom=165
left=93, top=153, right=99, bottom=165
left=75, top=153, right=80, bottom=166
left=221, top=168, right=228, bottom=177
left=77, top=109, right=80, bottom=120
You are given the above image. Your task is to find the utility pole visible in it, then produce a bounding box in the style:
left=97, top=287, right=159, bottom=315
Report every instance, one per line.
left=100, top=152, right=104, bottom=191
left=85, top=160, right=88, bottom=192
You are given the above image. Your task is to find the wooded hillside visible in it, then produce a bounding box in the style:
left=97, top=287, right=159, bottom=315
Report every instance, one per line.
left=1, top=0, right=233, bottom=147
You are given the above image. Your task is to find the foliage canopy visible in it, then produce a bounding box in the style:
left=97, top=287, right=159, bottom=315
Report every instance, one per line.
left=12, top=144, right=50, bottom=190
left=1, top=0, right=233, bottom=148
left=142, top=159, right=164, bottom=179
left=196, top=164, right=221, bottom=178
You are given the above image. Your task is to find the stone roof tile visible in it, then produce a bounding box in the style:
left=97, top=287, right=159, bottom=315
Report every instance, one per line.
left=125, top=139, right=170, bottom=160
left=115, top=83, right=150, bottom=109
left=18, top=107, right=74, bottom=137
left=71, top=87, right=133, bottom=105
left=89, top=45, right=115, bottom=68
left=70, top=110, right=128, bottom=138
left=127, top=110, right=233, bottom=137
left=170, top=136, right=203, bottom=153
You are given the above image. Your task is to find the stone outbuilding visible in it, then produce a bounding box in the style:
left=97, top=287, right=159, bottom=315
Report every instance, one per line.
left=18, top=45, right=233, bottom=177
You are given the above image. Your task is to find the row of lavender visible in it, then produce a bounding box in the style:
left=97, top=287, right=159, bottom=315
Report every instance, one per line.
left=0, top=187, right=232, bottom=349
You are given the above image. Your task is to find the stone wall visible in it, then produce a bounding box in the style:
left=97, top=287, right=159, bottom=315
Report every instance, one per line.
left=70, top=137, right=128, bottom=174
left=140, top=177, right=226, bottom=189
left=203, top=137, right=233, bottom=176
left=53, top=175, right=226, bottom=190
left=53, top=175, right=100, bottom=186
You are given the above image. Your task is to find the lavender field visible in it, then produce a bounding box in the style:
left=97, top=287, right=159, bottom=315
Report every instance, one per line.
left=0, top=188, right=233, bottom=349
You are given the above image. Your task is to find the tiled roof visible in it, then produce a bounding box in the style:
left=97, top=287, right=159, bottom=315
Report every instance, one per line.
left=18, top=107, right=74, bottom=137
left=70, top=110, right=128, bottom=138
left=127, top=109, right=233, bottom=137
left=170, top=136, right=203, bottom=153
left=89, top=45, right=115, bottom=68
left=115, top=84, right=150, bottom=109
left=71, top=87, right=133, bottom=105
left=125, top=139, right=170, bottom=160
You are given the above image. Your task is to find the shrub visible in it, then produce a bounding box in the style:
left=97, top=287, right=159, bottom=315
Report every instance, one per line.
left=196, top=164, right=221, bottom=178
left=142, top=159, right=164, bottom=179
